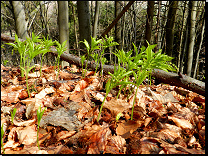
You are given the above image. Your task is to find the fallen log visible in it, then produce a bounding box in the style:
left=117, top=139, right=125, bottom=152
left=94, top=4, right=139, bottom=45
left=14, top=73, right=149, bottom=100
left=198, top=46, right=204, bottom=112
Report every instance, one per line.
left=1, top=33, right=205, bottom=96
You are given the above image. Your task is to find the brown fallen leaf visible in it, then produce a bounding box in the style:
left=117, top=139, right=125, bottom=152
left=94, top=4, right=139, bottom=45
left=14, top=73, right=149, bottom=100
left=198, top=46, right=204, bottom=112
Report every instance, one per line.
left=3, top=127, right=20, bottom=149
left=35, top=87, right=55, bottom=99
left=13, top=118, right=36, bottom=127
left=168, top=115, right=194, bottom=129
left=16, top=125, right=37, bottom=145
left=87, top=127, right=111, bottom=154
left=104, top=99, right=131, bottom=117
left=57, top=130, right=76, bottom=141
left=116, top=120, right=143, bottom=139
left=138, top=137, right=162, bottom=154
left=105, top=135, right=126, bottom=154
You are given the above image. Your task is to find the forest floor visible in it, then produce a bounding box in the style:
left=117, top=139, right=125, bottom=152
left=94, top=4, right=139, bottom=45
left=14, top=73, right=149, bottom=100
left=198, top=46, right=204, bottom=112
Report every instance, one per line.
left=1, top=64, right=205, bottom=154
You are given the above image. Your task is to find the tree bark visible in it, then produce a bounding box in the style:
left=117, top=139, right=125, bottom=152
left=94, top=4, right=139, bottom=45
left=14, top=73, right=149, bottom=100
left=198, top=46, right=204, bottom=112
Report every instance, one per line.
left=177, top=1, right=187, bottom=70
left=144, top=1, right=154, bottom=48
left=58, top=1, right=69, bottom=67
left=115, top=1, right=122, bottom=50
left=165, top=1, right=178, bottom=57
left=193, top=14, right=204, bottom=79
left=1, top=33, right=205, bottom=96
left=70, top=2, right=80, bottom=57
left=12, top=1, right=29, bottom=39
left=187, top=1, right=197, bottom=77
left=155, top=1, right=161, bottom=51
left=77, top=1, right=91, bottom=53
left=92, top=1, right=100, bottom=38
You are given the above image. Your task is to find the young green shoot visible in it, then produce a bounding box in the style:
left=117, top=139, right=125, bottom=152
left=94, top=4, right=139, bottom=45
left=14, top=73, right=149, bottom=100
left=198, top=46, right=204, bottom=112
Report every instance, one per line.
left=81, top=55, right=86, bottom=78
left=80, top=37, right=102, bottom=78
left=97, top=60, right=133, bottom=122
left=40, top=35, right=55, bottom=77
left=36, top=105, right=47, bottom=150
left=1, top=124, right=5, bottom=154
left=10, top=108, right=17, bottom=125
left=54, top=40, right=67, bottom=80
left=116, top=112, right=123, bottom=122
left=7, top=33, right=49, bottom=97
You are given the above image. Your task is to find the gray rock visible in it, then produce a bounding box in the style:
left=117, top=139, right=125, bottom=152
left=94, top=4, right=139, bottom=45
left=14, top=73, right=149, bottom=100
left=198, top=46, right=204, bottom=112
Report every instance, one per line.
left=39, top=107, right=81, bottom=131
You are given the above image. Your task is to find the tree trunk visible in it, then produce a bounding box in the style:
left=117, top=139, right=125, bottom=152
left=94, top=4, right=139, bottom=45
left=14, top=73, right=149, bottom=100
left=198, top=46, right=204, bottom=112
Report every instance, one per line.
left=122, top=1, right=126, bottom=49
left=115, top=1, right=122, bottom=50
left=71, top=1, right=80, bottom=57
left=58, top=1, right=69, bottom=67
left=77, top=1, right=91, bottom=53
left=177, top=1, right=187, bottom=70
left=165, top=1, right=178, bottom=57
left=186, top=1, right=197, bottom=77
left=155, top=1, right=161, bottom=51
left=179, top=10, right=189, bottom=74
left=133, top=2, right=136, bottom=53
left=193, top=14, right=204, bottom=79
left=161, top=1, right=169, bottom=52
left=92, top=1, right=100, bottom=38
left=12, top=1, right=28, bottom=39
left=144, top=1, right=154, bottom=48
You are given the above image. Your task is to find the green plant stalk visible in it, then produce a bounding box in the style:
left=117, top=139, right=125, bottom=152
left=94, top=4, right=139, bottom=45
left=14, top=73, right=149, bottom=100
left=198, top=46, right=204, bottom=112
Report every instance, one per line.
left=1, top=124, right=5, bottom=154
left=116, top=112, right=123, bottom=122
left=37, top=124, right=40, bottom=150
left=127, top=84, right=135, bottom=101
left=131, top=86, right=139, bottom=120
left=56, top=57, right=60, bottom=80
left=25, top=68, right=30, bottom=97
left=36, top=105, right=47, bottom=150
left=80, top=55, right=87, bottom=78
left=11, top=108, right=17, bottom=125
left=40, top=54, right=44, bottom=77
left=97, top=91, right=109, bottom=122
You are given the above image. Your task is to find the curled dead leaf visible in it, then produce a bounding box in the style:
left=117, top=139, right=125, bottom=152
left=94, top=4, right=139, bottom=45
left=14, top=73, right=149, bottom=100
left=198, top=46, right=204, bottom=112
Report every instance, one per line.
left=87, top=127, right=111, bottom=154
left=168, top=115, right=194, bottom=129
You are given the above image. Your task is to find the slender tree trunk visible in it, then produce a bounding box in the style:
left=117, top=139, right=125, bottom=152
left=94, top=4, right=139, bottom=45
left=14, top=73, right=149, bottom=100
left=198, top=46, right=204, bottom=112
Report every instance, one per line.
left=58, top=1, right=69, bottom=67
left=39, top=1, right=50, bottom=38
left=155, top=1, right=161, bottom=51
left=187, top=1, right=197, bottom=76
left=12, top=1, right=28, bottom=39
left=193, top=12, right=204, bottom=78
left=93, top=1, right=99, bottom=38
left=122, top=1, right=126, bottom=49
left=115, top=1, right=122, bottom=50
left=133, top=2, right=136, bottom=54
left=179, top=12, right=189, bottom=74
left=161, top=1, right=169, bottom=52
left=71, top=2, right=80, bottom=57
left=144, top=1, right=154, bottom=47
left=177, top=1, right=187, bottom=69
left=165, top=1, right=178, bottom=57
left=77, top=1, right=91, bottom=54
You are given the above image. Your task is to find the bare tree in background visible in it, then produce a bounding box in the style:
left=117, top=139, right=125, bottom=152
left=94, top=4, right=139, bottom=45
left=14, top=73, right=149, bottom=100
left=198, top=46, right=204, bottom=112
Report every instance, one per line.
left=187, top=1, right=197, bottom=77
left=92, top=1, right=100, bottom=38
left=12, top=1, right=28, bottom=39
left=144, top=1, right=154, bottom=48
left=115, top=1, right=122, bottom=51
left=58, top=1, right=69, bottom=67
left=77, top=1, right=91, bottom=54
left=193, top=12, right=204, bottom=79
left=177, top=1, right=188, bottom=70
left=165, top=1, right=178, bottom=57
left=155, top=1, right=161, bottom=51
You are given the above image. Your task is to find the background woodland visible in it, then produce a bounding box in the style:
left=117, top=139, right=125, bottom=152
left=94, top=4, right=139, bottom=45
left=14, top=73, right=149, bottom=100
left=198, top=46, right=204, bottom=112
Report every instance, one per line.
left=1, top=1, right=205, bottom=81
